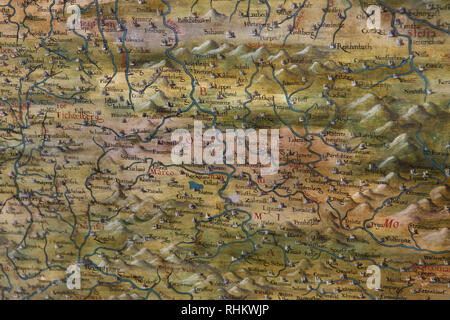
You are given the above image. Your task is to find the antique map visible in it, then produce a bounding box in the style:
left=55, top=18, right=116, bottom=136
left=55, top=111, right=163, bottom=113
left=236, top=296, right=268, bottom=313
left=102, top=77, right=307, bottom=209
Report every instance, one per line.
left=0, top=0, right=448, bottom=300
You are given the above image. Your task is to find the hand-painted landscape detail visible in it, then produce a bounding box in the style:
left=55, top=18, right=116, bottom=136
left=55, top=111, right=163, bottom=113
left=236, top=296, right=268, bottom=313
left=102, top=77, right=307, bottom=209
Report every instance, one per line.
left=0, top=0, right=448, bottom=300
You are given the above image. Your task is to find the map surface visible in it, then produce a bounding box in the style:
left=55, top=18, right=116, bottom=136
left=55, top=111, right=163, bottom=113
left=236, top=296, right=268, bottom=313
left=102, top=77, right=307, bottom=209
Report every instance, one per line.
left=0, top=0, right=449, bottom=300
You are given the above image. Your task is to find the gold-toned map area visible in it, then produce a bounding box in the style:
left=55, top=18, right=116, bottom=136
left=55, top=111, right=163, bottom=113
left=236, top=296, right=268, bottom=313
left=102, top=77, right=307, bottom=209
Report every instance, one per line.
left=0, top=0, right=448, bottom=300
